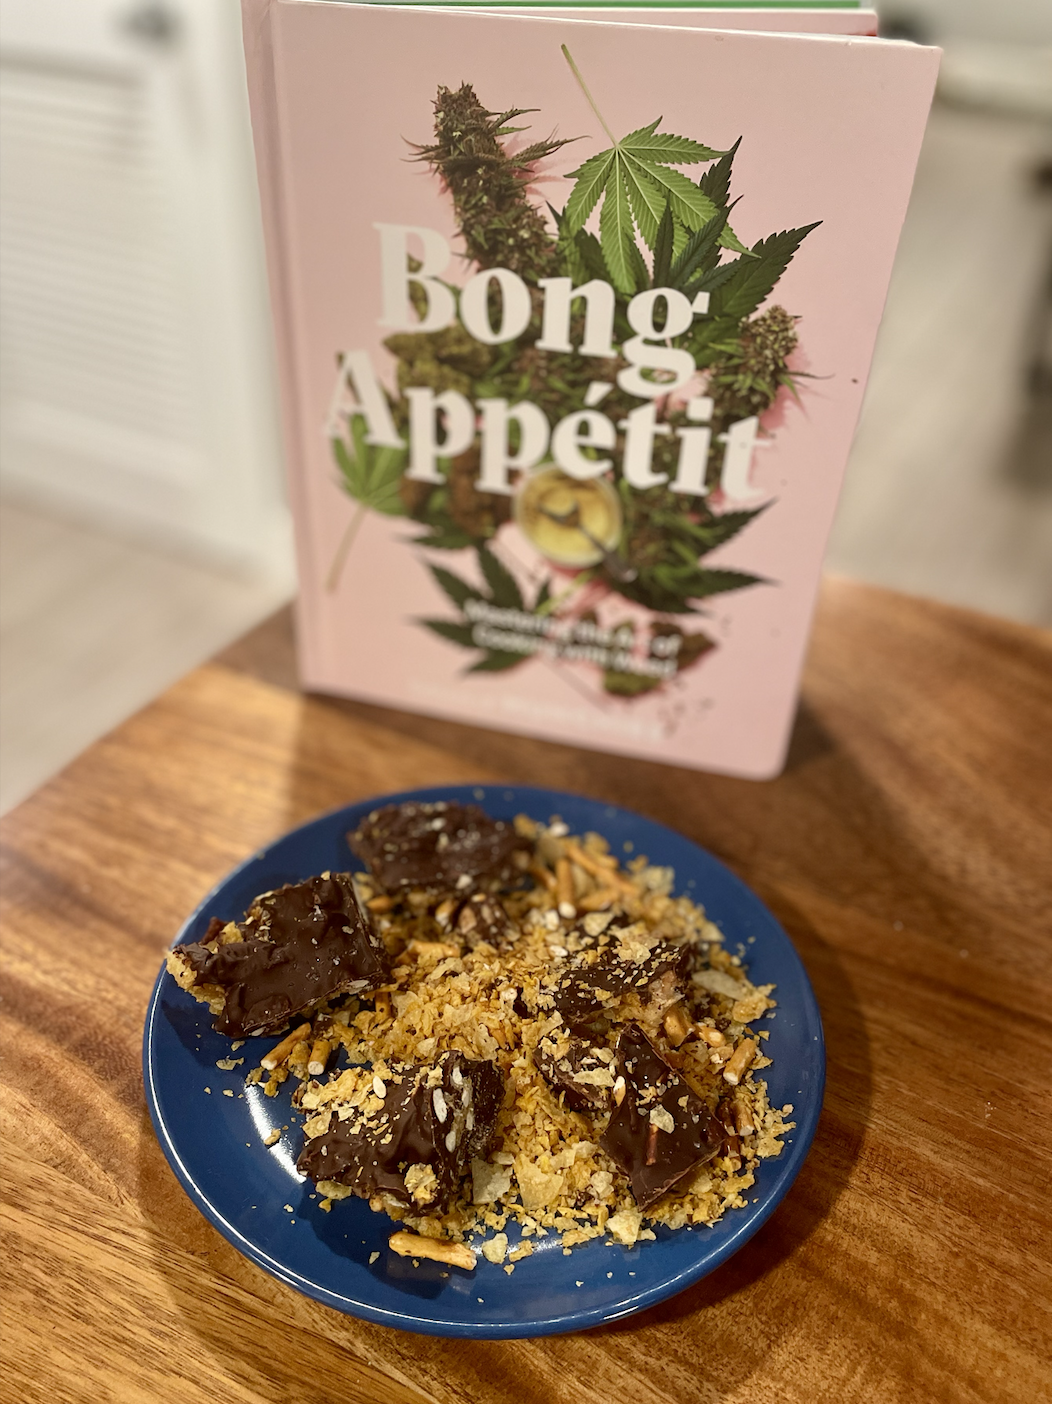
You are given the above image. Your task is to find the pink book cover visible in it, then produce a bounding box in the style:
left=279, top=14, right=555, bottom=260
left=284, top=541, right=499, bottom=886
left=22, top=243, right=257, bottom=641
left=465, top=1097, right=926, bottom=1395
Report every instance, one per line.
left=242, top=0, right=938, bottom=778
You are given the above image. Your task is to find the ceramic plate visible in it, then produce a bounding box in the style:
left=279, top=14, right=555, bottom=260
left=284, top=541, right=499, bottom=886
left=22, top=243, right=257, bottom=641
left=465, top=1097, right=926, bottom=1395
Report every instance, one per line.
left=143, top=784, right=824, bottom=1337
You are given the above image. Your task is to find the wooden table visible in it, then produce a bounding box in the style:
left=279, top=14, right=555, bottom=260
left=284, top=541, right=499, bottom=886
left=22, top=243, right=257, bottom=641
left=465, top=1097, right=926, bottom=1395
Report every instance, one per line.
left=2, top=577, right=1050, bottom=1404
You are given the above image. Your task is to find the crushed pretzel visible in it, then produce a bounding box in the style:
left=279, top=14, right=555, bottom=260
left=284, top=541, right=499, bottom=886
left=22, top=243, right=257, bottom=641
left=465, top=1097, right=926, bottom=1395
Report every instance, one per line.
left=722, top=1037, right=757, bottom=1086
left=288, top=1042, right=311, bottom=1079
left=308, top=1038, right=332, bottom=1077
left=422, top=939, right=461, bottom=957
left=555, top=858, right=575, bottom=912
left=261, top=1023, right=312, bottom=1072
left=434, top=898, right=458, bottom=931
left=565, top=842, right=635, bottom=894
left=366, top=894, right=395, bottom=913
left=529, top=863, right=557, bottom=893
left=578, top=888, right=618, bottom=912
left=663, top=1004, right=692, bottom=1047
left=732, top=1095, right=756, bottom=1137
left=388, top=1231, right=476, bottom=1270
left=644, top=1121, right=660, bottom=1166
left=696, top=1025, right=725, bottom=1047
left=563, top=841, right=608, bottom=878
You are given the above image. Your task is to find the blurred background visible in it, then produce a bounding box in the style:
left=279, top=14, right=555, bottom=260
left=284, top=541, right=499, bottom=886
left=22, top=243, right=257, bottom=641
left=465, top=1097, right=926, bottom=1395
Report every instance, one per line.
left=1, top=0, right=1050, bottom=814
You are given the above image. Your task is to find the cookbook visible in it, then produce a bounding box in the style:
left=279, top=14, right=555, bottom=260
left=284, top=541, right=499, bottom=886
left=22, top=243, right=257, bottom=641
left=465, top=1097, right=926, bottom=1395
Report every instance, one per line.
left=242, top=0, right=938, bottom=777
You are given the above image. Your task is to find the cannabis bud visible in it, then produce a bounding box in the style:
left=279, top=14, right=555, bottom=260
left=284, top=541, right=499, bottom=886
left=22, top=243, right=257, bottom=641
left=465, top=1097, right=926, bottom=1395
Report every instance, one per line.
left=412, top=83, right=571, bottom=281
left=709, top=305, right=800, bottom=423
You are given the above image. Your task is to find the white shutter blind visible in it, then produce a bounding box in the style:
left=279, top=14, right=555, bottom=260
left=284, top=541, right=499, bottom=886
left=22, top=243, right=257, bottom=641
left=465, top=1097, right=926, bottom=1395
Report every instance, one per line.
left=0, top=55, right=212, bottom=520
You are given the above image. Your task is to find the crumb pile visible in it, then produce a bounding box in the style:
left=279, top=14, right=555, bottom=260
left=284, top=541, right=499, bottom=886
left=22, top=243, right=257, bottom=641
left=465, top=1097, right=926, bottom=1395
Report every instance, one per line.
left=166, top=802, right=793, bottom=1269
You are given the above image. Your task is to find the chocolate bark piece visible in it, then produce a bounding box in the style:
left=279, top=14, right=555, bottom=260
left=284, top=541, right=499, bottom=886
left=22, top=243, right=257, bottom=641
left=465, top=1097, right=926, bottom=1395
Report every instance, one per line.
left=172, top=873, right=389, bottom=1037
left=296, top=1053, right=505, bottom=1214
left=541, top=927, right=688, bottom=1025
left=348, top=801, right=524, bottom=893
left=600, top=1023, right=719, bottom=1209
left=534, top=1032, right=616, bottom=1114
left=462, top=1057, right=505, bottom=1162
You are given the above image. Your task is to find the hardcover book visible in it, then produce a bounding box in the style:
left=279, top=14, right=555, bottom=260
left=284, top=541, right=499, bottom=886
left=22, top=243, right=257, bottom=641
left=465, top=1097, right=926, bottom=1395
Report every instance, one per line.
left=242, top=0, right=938, bottom=777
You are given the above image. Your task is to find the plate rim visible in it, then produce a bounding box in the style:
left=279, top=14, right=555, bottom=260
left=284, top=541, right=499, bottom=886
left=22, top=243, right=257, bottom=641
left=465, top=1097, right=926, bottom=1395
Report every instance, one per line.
left=142, top=783, right=825, bottom=1338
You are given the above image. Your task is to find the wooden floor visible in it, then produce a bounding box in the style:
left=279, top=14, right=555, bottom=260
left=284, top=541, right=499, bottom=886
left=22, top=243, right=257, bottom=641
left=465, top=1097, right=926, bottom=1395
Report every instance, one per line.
left=1, top=102, right=1050, bottom=816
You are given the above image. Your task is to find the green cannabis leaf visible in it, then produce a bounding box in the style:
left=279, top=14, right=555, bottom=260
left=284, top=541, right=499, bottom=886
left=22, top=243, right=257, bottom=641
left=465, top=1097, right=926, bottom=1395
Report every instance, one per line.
left=695, top=138, right=750, bottom=253
left=478, top=544, right=525, bottom=609
left=615, top=564, right=767, bottom=615
left=667, top=205, right=732, bottom=294
left=412, top=522, right=480, bottom=552
left=465, top=651, right=527, bottom=674
left=697, top=137, right=739, bottom=210
left=389, top=75, right=818, bottom=668
left=332, top=415, right=407, bottom=518
left=709, top=224, right=822, bottom=322
left=422, top=619, right=477, bottom=648
left=651, top=503, right=770, bottom=554
left=428, top=563, right=481, bottom=610
left=326, top=412, right=408, bottom=591
left=561, top=46, right=725, bottom=293
left=420, top=546, right=544, bottom=673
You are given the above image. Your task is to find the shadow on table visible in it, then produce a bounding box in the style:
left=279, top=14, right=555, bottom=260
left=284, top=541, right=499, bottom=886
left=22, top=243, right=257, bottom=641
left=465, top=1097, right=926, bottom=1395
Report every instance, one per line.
left=133, top=1118, right=427, bottom=1401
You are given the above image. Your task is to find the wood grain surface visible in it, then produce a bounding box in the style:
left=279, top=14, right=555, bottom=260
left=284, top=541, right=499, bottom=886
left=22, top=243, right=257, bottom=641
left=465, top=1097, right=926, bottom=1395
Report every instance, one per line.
left=2, top=576, right=1051, bottom=1404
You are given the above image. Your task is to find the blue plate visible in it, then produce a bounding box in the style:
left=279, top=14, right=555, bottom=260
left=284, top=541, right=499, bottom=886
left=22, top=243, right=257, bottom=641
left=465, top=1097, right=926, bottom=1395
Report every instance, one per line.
left=143, top=784, right=824, bottom=1338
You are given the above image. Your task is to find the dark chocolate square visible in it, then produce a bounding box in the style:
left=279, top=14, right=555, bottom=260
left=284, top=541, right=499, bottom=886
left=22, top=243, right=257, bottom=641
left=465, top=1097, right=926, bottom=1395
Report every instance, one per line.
left=297, top=1053, right=504, bottom=1213
left=535, top=1032, right=616, bottom=1113
left=177, top=873, right=389, bottom=1037
left=348, top=801, right=524, bottom=893
left=600, top=1023, right=719, bottom=1209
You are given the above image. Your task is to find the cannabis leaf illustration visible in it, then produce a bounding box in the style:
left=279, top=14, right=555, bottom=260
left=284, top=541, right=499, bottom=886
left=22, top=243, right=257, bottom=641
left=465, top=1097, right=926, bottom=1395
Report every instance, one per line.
left=611, top=486, right=770, bottom=613
left=333, top=418, right=407, bottom=517
left=420, top=546, right=548, bottom=673
left=709, top=224, right=822, bottom=322
left=326, top=413, right=407, bottom=590
left=374, top=74, right=821, bottom=696
left=617, top=564, right=767, bottom=615
left=561, top=46, right=725, bottom=293
left=698, top=139, right=751, bottom=254
left=478, top=543, right=525, bottom=610
left=665, top=204, right=732, bottom=294
left=412, top=520, right=479, bottom=552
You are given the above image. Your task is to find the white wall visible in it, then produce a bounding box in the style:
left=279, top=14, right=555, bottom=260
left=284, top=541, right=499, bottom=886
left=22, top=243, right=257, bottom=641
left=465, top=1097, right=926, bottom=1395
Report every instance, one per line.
left=896, top=0, right=1052, bottom=45
left=0, top=0, right=293, bottom=582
